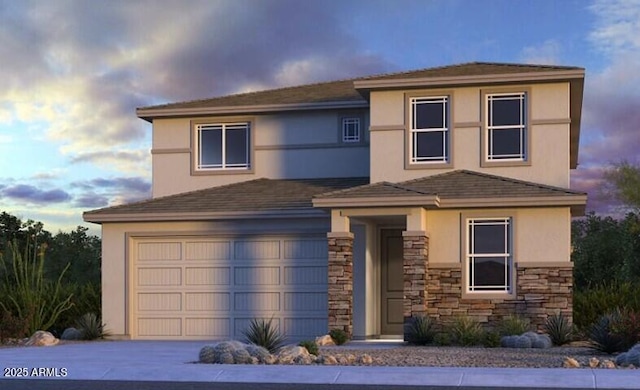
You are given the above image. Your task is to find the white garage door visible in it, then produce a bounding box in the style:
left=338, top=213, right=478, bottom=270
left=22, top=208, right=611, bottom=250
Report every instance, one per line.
left=130, top=235, right=328, bottom=340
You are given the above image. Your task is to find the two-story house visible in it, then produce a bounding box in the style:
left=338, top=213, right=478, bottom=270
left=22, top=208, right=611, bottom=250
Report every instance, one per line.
left=84, top=62, right=587, bottom=341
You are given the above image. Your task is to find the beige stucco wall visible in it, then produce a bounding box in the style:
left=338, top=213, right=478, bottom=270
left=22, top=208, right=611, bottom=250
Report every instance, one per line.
left=101, top=218, right=330, bottom=338
left=425, top=207, right=571, bottom=265
left=370, top=83, right=571, bottom=187
left=151, top=109, right=370, bottom=197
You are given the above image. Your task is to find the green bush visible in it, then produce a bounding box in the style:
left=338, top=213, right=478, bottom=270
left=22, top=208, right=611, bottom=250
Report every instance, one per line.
left=433, top=332, right=452, bottom=346
left=483, top=330, right=501, bottom=348
left=544, top=312, right=573, bottom=346
left=451, top=316, right=484, bottom=346
left=0, top=240, right=73, bottom=336
left=75, top=313, right=109, bottom=340
left=498, top=315, right=530, bottom=336
left=0, top=308, right=30, bottom=341
left=574, top=283, right=640, bottom=330
left=298, top=340, right=318, bottom=355
left=51, top=282, right=101, bottom=334
left=242, top=317, right=286, bottom=353
left=406, top=315, right=436, bottom=345
left=588, top=310, right=627, bottom=354
left=329, top=328, right=349, bottom=345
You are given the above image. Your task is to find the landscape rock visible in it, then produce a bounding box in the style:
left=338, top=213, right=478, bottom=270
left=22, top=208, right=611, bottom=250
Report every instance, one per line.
left=563, top=357, right=580, bottom=368
left=600, top=360, right=616, bottom=369
left=277, top=345, right=310, bottom=365
left=319, top=355, right=338, bottom=365
left=358, top=354, right=373, bottom=365
left=61, top=327, right=83, bottom=341
left=500, top=332, right=551, bottom=349
left=25, top=331, right=59, bottom=347
left=315, top=334, right=335, bottom=346
left=615, top=344, right=640, bottom=367
left=589, top=357, right=599, bottom=368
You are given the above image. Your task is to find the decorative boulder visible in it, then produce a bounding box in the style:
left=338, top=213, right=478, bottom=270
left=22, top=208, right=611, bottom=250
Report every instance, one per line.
left=277, top=345, right=313, bottom=365
left=500, top=332, right=551, bottom=349
left=563, top=357, right=580, bottom=368
left=615, top=343, right=640, bottom=367
left=315, top=335, right=335, bottom=346
left=61, top=327, right=83, bottom=340
left=25, top=331, right=59, bottom=347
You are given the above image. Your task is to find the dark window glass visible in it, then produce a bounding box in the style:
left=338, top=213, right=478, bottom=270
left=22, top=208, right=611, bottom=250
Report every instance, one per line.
left=472, top=258, right=508, bottom=287
left=200, top=128, right=222, bottom=166
left=225, top=127, right=248, bottom=165
left=490, top=129, right=522, bottom=157
left=491, top=98, right=522, bottom=126
left=471, top=223, right=507, bottom=254
left=415, top=131, right=445, bottom=158
left=414, top=101, right=445, bottom=129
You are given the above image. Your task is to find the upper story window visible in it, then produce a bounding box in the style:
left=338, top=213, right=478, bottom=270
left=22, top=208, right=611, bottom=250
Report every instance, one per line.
left=466, top=217, right=512, bottom=293
left=410, top=96, right=449, bottom=164
left=196, top=122, right=250, bottom=170
left=342, top=117, right=361, bottom=143
left=485, top=92, right=526, bottom=162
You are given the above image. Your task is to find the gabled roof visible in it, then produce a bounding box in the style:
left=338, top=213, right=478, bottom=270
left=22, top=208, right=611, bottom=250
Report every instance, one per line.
left=83, top=177, right=369, bottom=223
left=313, top=170, right=587, bottom=214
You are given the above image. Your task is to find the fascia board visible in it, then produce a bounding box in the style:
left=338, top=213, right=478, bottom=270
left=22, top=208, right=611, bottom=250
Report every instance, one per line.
left=312, top=195, right=440, bottom=208
left=137, top=100, right=369, bottom=121
left=82, top=209, right=327, bottom=224
left=354, top=70, right=585, bottom=90
left=438, top=195, right=587, bottom=208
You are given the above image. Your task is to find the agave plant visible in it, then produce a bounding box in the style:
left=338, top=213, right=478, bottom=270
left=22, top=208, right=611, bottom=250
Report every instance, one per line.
left=544, top=312, right=573, bottom=346
left=242, top=317, right=286, bottom=353
left=75, top=313, right=110, bottom=340
left=588, top=311, right=625, bottom=354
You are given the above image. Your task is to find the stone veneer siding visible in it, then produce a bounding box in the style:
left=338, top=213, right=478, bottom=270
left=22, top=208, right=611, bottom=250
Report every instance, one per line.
left=327, top=233, right=354, bottom=336
left=403, top=234, right=429, bottom=340
left=426, top=264, right=573, bottom=330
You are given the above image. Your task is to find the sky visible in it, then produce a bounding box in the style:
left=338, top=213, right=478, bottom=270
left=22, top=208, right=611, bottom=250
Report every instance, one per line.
left=1, top=0, right=639, bottom=235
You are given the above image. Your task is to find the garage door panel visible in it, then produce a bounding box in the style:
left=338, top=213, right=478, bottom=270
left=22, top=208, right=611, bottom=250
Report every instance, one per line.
left=185, top=241, right=230, bottom=260
left=234, top=317, right=281, bottom=338
left=138, top=318, right=181, bottom=337
left=185, top=292, right=230, bottom=311
left=138, top=242, right=181, bottom=261
left=234, top=240, right=280, bottom=259
left=284, top=292, right=327, bottom=311
left=185, top=318, right=230, bottom=337
left=185, top=267, right=230, bottom=285
left=138, top=293, right=182, bottom=311
left=234, top=266, right=280, bottom=285
left=284, top=239, right=326, bottom=259
left=284, top=318, right=327, bottom=337
left=234, top=292, right=280, bottom=311
left=138, top=267, right=182, bottom=286
left=284, top=266, right=327, bottom=285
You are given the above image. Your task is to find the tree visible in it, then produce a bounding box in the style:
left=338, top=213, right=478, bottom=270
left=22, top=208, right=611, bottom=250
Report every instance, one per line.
left=603, top=161, right=640, bottom=211
left=47, top=226, right=101, bottom=285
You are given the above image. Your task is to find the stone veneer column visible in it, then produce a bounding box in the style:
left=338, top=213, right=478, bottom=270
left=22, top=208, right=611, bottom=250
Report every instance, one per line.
left=402, top=232, right=428, bottom=340
left=327, top=232, right=354, bottom=336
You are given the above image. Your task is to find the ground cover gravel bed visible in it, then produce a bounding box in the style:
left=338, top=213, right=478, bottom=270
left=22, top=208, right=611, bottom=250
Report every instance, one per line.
left=318, top=345, right=612, bottom=368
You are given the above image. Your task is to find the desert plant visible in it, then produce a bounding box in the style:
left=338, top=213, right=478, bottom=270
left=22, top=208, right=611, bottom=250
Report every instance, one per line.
left=498, top=315, right=530, bottom=336
left=329, top=328, right=349, bottom=345
left=0, top=240, right=73, bottom=335
left=574, top=283, right=640, bottom=330
left=242, top=317, right=286, bottom=353
left=544, top=312, right=573, bottom=346
left=433, top=332, right=452, bottom=346
left=588, top=310, right=627, bottom=354
left=52, top=282, right=101, bottom=333
left=0, top=308, right=30, bottom=341
left=612, top=308, right=640, bottom=350
left=483, top=330, right=501, bottom=348
left=298, top=340, right=318, bottom=355
left=406, top=315, right=436, bottom=345
left=451, top=316, right=484, bottom=346
left=75, top=313, right=109, bottom=340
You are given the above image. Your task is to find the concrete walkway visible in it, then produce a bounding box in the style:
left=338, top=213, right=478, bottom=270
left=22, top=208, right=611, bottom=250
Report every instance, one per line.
left=0, top=341, right=638, bottom=389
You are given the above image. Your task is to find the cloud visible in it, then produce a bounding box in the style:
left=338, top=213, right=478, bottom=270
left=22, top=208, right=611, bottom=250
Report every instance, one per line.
left=520, top=39, right=562, bottom=65
left=72, top=176, right=151, bottom=209
left=2, top=184, right=71, bottom=204
left=74, top=192, right=110, bottom=208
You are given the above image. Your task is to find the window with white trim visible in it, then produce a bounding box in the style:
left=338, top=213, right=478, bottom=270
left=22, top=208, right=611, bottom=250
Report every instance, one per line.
left=486, top=92, right=526, bottom=161
left=196, top=123, right=250, bottom=170
left=410, top=96, right=449, bottom=163
left=466, top=217, right=512, bottom=293
left=342, top=117, right=361, bottom=142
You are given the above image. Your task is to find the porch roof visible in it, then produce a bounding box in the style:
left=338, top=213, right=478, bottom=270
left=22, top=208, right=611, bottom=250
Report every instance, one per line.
left=312, top=170, right=587, bottom=214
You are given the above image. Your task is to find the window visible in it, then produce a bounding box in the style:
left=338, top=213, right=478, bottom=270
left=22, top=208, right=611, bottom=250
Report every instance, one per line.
left=466, top=218, right=512, bottom=293
left=486, top=93, right=526, bottom=161
left=342, top=117, right=361, bottom=142
left=196, top=123, right=250, bottom=170
left=410, top=96, right=449, bottom=164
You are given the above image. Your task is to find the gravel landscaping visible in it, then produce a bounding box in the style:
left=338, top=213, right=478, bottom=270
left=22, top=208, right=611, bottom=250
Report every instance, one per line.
left=318, top=345, right=614, bottom=368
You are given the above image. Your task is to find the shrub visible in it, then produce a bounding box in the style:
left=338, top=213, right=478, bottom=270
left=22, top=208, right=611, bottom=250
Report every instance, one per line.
left=329, top=328, right=349, bottom=345
left=298, top=340, right=318, bottom=355
left=544, top=312, right=573, bottom=346
left=75, top=313, right=109, bottom=340
left=406, top=315, right=436, bottom=345
left=433, top=332, right=452, bottom=346
left=612, top=308, right=640, bottom=350
left=0, top=240, right=73, bottom=335
left=51, top=282, right=101, bottom=334
left=574, top=283, right=640, bottom=330
left=588, top=310, right=626, bottom=354
left=483, top=330, right=501, bottom=348
left=451, top=316, right=484, bottom=346
left=498, top=315, right=530, bottom=336
left=0, top=308, right=30, bottom=341
left=242, top=317, right=286, bottom=353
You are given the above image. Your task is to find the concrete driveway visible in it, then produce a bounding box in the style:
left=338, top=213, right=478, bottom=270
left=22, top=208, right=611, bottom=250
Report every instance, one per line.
left=0, top=340, right=638, bottom=389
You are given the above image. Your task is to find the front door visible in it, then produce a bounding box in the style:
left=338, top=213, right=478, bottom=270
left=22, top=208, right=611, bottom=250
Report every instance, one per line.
left=380, top=229, right=404, bottom=335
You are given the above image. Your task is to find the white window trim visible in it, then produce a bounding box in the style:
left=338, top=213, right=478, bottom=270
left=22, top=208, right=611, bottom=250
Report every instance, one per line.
left=196, top=122, right=250, bottom=170
left=485, top=92, right=526, bottom=162
left=466, top=217, right=513, bottom=293
left=410, top=96, right=449, bottom=164
left=342, top=117, right=361, bottom=143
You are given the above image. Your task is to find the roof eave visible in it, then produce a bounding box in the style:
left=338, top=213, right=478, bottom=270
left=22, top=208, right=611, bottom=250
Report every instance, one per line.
left=136, top=100, right=369, bottom=122
left=82, top=208, right=327, bottom=224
